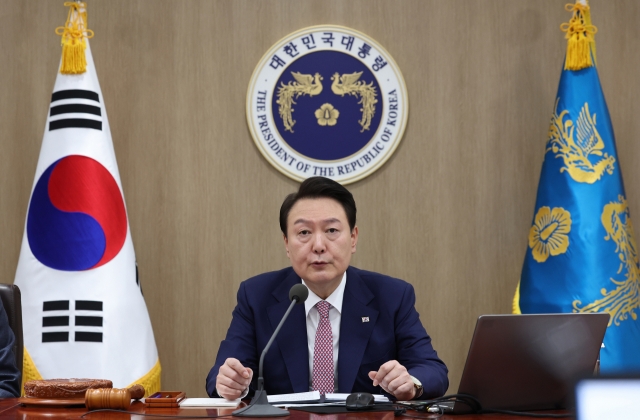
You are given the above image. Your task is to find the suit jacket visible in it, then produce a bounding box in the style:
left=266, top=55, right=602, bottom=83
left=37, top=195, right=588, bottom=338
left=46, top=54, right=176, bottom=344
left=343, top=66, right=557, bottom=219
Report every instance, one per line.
left=0, top=298, right=20, bottom=398
left=206, top=266, right=448, bottom=399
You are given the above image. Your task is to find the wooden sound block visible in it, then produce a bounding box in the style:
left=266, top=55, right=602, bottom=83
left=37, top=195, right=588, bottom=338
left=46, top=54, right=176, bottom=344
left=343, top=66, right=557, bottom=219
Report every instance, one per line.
left=18, top=397, right=86, bottom=407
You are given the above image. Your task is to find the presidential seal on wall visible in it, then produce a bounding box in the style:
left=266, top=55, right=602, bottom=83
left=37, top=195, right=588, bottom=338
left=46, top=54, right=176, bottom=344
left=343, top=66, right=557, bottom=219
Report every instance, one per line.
left=247, top=25, right=408, bottom=184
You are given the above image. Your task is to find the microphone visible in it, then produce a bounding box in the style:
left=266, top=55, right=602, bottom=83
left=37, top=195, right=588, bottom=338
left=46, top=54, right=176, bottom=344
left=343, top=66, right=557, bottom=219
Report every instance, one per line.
left=289, top=283, right=309, bottom=304
left=233, top=283, right=308, bottom=417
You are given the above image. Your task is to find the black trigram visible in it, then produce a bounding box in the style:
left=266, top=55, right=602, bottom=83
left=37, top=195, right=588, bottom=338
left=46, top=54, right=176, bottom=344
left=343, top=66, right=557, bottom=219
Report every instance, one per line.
left=42, top=300, right=103, bottom=343
left=48, top=89, right=102, bottom=131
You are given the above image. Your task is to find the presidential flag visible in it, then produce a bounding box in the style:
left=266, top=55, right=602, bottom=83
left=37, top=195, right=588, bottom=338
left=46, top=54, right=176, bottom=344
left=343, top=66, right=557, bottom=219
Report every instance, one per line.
left=14, top=2, right=161, bottom=392
left=515, top=0, right=640, bottom=372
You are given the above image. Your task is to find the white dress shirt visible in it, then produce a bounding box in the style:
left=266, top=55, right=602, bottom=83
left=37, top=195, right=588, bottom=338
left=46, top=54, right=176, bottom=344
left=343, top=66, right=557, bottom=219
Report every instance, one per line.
left=219, top=272, right=347, bottom=399
left=301, top=271, right=346, bottom=391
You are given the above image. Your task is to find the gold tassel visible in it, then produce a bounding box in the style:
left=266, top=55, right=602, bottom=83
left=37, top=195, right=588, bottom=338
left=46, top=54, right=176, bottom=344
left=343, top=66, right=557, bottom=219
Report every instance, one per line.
left=55, top=1, right=94, bottom=75
left=21, top=348, right=44, bottom=396
left=512, top=282, right=522, bottom=314
left=561, top=1, right=597, bottom=71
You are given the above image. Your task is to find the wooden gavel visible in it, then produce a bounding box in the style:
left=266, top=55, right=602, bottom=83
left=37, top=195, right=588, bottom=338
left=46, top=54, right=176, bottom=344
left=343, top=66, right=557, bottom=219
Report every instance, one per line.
left=85, top=384, right=145, bottom=410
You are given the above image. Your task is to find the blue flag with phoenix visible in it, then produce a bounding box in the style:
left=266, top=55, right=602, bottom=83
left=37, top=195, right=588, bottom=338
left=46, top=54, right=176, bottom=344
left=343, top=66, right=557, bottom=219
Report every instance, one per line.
left=517, top=1, right=640, bottom=372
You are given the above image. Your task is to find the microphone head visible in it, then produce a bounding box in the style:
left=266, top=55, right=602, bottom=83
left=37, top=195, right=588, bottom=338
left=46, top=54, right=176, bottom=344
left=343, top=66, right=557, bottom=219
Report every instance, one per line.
left=289, top=284, right=309, bottom=304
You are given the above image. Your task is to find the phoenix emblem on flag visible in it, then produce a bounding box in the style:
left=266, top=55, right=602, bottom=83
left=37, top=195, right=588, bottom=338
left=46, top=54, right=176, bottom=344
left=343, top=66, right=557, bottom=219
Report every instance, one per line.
left=547, top=99, right=616, bottom=184
left=573, top=196, right=640, bottom=326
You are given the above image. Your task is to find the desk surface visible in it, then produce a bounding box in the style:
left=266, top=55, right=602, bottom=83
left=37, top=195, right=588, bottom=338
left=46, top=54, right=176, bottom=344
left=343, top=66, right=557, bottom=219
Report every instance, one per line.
left=0, top=399, right=568, bottom=420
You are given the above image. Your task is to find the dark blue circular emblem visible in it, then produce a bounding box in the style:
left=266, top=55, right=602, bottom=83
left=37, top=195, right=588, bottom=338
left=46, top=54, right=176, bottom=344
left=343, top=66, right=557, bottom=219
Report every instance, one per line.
left=248, top=25, right=408, bottom=184
left=271, top=51, right=383, bottom=161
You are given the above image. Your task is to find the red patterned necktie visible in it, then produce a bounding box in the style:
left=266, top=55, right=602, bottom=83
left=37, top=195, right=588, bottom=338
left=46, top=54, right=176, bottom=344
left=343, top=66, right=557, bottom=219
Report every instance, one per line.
left=312, top=300, right=334, bottom=394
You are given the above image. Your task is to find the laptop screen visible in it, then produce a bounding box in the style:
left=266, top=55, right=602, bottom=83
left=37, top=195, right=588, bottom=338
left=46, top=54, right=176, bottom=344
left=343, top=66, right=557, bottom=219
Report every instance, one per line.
left=454, top=313, right=609, bottom=413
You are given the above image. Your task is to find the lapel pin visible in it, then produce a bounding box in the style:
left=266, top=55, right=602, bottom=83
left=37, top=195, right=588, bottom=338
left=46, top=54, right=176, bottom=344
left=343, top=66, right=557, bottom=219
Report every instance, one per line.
left=362, top=317, right=369, bottom=323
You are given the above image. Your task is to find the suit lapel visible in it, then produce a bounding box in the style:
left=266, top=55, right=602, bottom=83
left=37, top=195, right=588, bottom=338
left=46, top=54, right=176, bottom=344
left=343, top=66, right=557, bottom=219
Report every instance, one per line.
left=268, top=270, right=309, bottom=393
left=338, top=268, right=378, bottom=393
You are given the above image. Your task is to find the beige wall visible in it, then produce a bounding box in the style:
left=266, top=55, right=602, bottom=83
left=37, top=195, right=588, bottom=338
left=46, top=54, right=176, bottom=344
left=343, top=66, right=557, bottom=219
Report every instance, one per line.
left=1, top=0, right=639, bottom=397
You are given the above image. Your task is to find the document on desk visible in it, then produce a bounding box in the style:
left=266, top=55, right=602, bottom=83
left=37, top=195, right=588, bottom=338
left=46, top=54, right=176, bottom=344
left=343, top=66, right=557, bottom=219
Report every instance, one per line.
left=267, top=391, right=322, bottom=404
left=179, top=398, right=242, bottom=408
left=267, top=391, right=390, bottom=406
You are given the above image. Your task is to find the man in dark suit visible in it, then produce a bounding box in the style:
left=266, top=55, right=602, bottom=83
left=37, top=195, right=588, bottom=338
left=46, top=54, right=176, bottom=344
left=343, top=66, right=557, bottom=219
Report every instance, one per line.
left=207, top=177, right=448, bottom=400
left=0, top=298, right=20, bottom=398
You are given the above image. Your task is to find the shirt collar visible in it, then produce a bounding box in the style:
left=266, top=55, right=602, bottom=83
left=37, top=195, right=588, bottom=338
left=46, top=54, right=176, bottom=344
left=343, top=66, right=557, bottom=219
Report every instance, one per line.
left=302, top=271, right=347, bottom=316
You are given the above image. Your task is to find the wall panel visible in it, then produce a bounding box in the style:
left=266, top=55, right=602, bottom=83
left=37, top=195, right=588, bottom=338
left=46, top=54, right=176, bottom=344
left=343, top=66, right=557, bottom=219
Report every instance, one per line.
left=1, top=0, right=638, bottom=397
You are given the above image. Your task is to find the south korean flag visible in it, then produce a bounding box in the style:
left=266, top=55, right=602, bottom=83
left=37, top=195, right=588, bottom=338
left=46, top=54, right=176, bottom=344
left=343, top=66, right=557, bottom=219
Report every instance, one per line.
left=14, top=3, right=160, bottom=395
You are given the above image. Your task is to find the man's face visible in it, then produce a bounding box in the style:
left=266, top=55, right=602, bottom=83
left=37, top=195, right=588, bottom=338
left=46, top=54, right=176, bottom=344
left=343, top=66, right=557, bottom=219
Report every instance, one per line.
left=284, top=197, right=358, bottom=298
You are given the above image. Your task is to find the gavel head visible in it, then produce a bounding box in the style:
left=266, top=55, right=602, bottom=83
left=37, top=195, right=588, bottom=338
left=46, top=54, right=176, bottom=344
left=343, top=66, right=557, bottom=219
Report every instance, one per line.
left=85, top=388, right=132, bottom=410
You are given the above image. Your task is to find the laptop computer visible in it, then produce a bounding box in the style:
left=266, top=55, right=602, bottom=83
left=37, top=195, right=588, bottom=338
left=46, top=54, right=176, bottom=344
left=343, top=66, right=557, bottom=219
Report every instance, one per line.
left=575, top=376, right=640, bottom=420
left=437, top=313, right=609, bottom=414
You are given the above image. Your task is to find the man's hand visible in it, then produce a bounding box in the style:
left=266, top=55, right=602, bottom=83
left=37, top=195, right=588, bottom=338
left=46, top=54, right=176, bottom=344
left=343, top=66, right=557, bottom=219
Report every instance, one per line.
left=368, top=360, right=416, bottom=401
left=216, top=358, right=253, bottom=400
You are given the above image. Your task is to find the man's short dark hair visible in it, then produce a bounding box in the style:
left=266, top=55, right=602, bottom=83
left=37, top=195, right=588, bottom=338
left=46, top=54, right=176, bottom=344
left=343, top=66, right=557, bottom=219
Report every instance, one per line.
left=279, top=177, right=357, bottom=236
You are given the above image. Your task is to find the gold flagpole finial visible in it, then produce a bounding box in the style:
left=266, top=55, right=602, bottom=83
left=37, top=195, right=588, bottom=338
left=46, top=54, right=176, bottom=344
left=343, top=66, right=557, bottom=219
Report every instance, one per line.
left=560, top=0, right=597, bottom=71
left=55, top=1, right=94, bottom=75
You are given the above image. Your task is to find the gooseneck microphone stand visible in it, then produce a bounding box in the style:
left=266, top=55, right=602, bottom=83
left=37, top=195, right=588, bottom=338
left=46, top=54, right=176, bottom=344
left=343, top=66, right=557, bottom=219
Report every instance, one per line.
left=233, top=284, right=309, bottom=417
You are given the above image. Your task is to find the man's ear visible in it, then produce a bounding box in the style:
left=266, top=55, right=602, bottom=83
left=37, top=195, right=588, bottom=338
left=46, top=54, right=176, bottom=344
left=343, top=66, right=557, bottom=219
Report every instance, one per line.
left=283, top=234, right=290, bottom=257
left=351, top=226, right=359, bottom=253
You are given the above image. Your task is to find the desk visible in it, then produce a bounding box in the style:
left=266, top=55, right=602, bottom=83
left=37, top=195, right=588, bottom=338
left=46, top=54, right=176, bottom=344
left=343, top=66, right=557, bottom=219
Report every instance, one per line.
left=0, top=400, right=568, bottom=420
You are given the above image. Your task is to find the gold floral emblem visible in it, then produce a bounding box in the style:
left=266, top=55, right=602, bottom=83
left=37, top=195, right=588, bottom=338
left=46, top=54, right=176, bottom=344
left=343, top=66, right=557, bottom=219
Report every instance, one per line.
left=315, top=103, right=339, bottom=126
left=573, top=196, right=640, bottom=326
left=529, top=206, right=572, bottom=263
left=547, top=99, right=616, bottom=184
